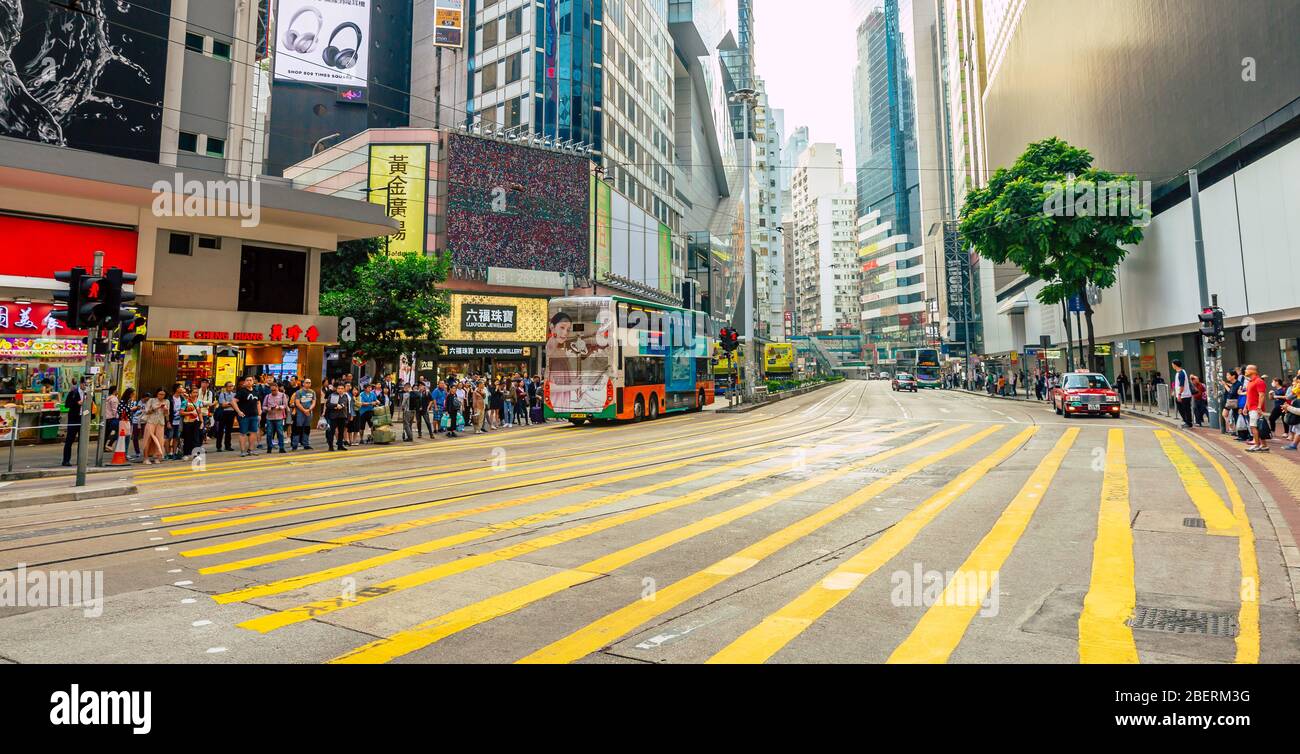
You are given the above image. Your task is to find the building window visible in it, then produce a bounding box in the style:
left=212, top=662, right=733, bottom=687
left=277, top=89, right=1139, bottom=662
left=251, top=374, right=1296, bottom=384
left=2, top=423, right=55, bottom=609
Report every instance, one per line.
left=185, top=32, right=204, bottom=52
left=482, top=62, right=498, bottom=92
left=482, top=19, right=499, bottom=48
left=212, top=40, right=232, bottom=60
left=178, top=131, right=199, bottom=153
left=239, top=246, right=306, bottom=314
left=205, top=136, right=225, bottom=158
left=506, top=8, right=524, bottom=38
left=197, top=236, right=222, bottom=250
left=168, top=233, right=192, bottom=256
left=506, top=52, right=522, bottom=84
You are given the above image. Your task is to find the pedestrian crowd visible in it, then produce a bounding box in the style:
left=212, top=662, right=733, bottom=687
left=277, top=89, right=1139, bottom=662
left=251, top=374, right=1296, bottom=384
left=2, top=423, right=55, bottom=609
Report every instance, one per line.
left=1212, top=364, right=1300, bottom=453
left=88, top=371, right=550, bottom=465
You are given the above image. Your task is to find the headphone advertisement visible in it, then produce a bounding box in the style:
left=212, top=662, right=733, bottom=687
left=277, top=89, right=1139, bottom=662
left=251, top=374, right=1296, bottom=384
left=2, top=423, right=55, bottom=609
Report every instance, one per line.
left=273, top=0, right=370, bottom=88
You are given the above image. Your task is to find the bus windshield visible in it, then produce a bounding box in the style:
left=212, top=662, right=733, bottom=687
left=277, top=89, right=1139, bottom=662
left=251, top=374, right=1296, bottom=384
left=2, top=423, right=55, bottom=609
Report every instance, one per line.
left=545, top=298, right=615, bottom=412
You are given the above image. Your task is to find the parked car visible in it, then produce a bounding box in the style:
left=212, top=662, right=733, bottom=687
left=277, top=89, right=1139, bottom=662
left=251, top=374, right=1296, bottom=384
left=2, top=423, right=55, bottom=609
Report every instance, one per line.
left=1051, top=370, right=1122, bottom=418
left=892, top=373, right=918, bottom=392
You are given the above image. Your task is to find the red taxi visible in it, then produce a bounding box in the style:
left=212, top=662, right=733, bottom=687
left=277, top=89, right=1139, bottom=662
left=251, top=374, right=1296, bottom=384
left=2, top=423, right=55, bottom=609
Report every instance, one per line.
left=1052, top=371, right=1122, bottom=418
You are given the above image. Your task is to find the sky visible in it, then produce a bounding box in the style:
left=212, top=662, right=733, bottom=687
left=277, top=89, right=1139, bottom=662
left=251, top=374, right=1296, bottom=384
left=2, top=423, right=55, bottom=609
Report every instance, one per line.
left=753, top=0, right=860, bottom=180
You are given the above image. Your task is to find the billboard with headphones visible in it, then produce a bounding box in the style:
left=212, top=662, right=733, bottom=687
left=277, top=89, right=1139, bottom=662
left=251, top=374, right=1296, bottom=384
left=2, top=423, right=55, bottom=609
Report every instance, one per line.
left=273, top=0, right=370, bottom=88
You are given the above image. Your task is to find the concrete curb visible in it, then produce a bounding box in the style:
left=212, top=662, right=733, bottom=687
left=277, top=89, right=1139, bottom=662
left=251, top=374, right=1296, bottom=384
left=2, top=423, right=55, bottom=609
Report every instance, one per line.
left=716, top=380, right=846, bottom=414
left=0, top=481, right=137, bottom=510
left=1, top=465, right=126, bottom=481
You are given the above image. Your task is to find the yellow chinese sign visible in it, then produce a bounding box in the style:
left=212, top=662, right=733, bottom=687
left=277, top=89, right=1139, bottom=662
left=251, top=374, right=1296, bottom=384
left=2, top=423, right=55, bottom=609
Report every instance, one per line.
left=438, top=294, right=549, bottom=343
left=368, top=144, right=429, bottom=256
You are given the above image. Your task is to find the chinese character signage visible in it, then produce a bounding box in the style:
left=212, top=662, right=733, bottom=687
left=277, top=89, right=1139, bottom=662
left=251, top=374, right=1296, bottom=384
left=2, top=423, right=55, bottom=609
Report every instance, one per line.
left=442, top=345, right=527, bottom=358
left=433, top=0, right=464, bottom=48
left=368, top=144, right=429, bottom=256
left=0, top=302, right=87, bottom=337
left=460, top=304, right=518, bottom=333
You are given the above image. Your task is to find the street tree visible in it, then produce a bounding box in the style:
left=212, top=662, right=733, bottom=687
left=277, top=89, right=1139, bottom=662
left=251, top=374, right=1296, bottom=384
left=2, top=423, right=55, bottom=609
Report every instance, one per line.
left=320, top=238, right=452, bottom=370
left=959, top=137, right=1147, bottom=372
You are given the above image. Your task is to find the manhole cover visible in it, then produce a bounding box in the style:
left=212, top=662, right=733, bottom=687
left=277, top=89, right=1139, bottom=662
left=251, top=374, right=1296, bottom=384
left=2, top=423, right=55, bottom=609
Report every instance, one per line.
left=1128, top=605, right=1238, bottom=636
left=1183, top=517, right=1207, bottom=529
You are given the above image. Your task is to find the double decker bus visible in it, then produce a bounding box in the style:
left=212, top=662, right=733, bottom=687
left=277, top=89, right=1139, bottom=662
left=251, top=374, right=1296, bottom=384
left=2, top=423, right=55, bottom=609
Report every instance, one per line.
left=544, top=296, right=715, bottom=425
left=763, top=343, right=795, bottom=377
left=895, top=348, right=942, bottom=388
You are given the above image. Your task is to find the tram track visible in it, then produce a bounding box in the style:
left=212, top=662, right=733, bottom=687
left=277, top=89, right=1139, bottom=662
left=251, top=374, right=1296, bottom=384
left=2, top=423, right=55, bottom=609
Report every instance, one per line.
left=0, top=381, right=876, bottom=568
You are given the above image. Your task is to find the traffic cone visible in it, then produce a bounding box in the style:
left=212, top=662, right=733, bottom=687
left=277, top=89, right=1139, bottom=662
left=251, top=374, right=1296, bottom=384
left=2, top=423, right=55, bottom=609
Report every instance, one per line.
left=110, top=422, right=130, bottom=466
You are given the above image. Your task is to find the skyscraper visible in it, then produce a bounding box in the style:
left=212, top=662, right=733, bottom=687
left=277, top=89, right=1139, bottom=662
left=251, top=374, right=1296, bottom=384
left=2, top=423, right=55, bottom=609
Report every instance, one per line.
left=852, top=0, right=946, bottom=364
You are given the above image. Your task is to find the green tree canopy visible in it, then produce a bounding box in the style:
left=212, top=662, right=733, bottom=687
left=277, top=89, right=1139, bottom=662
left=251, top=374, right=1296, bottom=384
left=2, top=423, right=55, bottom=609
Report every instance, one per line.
left=320, top=239, right=451, bottom=367
left=959, top=137, right=1147, bottom=368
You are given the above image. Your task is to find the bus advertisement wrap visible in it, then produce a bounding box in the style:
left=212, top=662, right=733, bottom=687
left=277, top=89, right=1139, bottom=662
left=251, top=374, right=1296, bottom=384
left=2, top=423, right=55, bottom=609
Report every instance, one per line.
left=544, top=298, right=614, bottom=413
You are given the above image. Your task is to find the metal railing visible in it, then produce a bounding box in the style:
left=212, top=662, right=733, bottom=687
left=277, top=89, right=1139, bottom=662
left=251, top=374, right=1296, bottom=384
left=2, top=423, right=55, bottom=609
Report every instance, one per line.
left=6, top=422, right=78, bottom=474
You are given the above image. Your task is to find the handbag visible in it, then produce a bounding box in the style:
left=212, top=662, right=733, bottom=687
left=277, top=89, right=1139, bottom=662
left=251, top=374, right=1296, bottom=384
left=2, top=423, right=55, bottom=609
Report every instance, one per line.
left=316, top=416, right=328, bottom=431
left=1256, top=417, right=1272, bottom=440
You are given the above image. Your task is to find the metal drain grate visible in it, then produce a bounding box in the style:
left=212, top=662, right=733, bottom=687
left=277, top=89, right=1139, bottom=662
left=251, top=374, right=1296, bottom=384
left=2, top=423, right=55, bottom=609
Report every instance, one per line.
left=1183, top=517, right=1207, bottom=529
left=1128, top=605, right=1238, bottom=637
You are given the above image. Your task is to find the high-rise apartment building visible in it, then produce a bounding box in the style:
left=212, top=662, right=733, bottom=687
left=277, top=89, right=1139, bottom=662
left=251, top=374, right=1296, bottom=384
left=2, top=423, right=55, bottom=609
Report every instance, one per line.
left=791, top=143, right=857, bottom=334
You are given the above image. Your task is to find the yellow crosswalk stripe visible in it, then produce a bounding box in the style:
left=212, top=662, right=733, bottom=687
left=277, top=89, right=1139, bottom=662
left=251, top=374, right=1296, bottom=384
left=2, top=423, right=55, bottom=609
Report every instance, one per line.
left=1077, top=428, right=1139, bottom=664
left=241, top=424, right=941, bottom=634
left=215, top=422, right=909, bottom=595
left=517, top=425, right=1008, bottom=663
left=199, top=420, right=881, bottom=576
left=168, top=418, right=754, bottom=534
left=1171, top=433, right=1260, bottom=664
left=886, top=428, right=1079, bottom=663
left=150, top=414, right=748, bottom=508
left=136, top=421, right=611, bottom=484
left=181, top=412, right=872, bottom=559
left=1153, top=430, right=1239, bottom=534
left=706, top=426, right=1036, bottom=664
left=324, top=426, right=975, bottom=663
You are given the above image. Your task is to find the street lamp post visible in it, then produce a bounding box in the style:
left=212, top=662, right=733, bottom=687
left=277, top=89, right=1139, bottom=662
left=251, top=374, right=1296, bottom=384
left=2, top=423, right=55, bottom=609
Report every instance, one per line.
left=731, top=88, right=759, bottom=403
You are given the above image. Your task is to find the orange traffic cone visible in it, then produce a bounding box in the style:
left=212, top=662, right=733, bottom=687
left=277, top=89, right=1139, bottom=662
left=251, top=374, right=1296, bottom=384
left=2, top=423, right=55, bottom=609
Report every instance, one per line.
left=110, top=422, right=131, bottom=466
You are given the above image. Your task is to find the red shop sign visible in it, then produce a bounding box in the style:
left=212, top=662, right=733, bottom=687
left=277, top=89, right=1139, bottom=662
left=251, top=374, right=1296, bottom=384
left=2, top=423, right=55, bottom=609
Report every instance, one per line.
left=0, top=215, right=138, bottom=279
left=0, top=302, right=87, bottom=336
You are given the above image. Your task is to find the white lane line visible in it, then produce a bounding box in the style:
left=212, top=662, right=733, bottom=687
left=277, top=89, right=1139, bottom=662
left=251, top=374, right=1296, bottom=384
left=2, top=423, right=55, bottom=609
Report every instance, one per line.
left=192, top=620, right=212, bottom=627
left=181, top=598, right=197, bottom=604
left=206, top=647, right=227, bottom=654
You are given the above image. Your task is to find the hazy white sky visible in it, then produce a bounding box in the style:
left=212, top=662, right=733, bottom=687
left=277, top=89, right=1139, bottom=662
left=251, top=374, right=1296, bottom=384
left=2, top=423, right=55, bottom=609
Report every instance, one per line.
left=753, top=0, right=859, bottom=178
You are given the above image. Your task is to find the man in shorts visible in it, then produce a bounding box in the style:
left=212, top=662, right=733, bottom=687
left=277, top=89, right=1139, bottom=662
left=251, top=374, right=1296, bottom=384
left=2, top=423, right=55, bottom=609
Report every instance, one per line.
left=233, top=376, right=262, bottom=457
left=1244, top=364, right=1269, bottom=452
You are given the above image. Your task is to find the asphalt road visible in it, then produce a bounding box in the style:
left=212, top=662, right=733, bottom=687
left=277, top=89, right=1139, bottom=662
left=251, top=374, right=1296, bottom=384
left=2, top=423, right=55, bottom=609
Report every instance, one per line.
left=1, top=380, right=1297, bottom=664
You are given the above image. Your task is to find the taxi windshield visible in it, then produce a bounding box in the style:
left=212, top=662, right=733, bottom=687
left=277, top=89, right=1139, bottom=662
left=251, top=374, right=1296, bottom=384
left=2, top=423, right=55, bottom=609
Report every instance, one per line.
left=1064, top=374, right=1110, bottom=390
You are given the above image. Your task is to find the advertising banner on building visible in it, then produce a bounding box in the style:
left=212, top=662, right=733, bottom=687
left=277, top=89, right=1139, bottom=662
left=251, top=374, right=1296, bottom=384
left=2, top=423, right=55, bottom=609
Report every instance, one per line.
left=433, top=0, right=464, bottom=48
left=367, top=144, right=429, bottom=256
left=591, top=176, right=612, bottom=280
left=2, top=1, right=171, bottom=162
left=273, top=0, right=370, bottom=88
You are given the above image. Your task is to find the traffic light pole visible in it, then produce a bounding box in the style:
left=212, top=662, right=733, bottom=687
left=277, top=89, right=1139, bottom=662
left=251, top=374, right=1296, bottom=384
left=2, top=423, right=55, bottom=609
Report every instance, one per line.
left=75, top=251, right=105, bottom=487
left=1189, top=170, right=1220, bottom=430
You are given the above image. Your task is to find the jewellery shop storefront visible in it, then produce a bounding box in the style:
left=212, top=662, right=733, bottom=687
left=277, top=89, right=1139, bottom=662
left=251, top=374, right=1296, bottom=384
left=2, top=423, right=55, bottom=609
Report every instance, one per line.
left=135, top=308, right=340, bottom=392
left=431, top=294, right=550, bottom=380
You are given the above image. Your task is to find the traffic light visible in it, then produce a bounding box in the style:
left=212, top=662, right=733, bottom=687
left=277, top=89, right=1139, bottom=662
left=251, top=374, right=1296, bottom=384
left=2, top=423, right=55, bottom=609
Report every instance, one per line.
left=51, top=266, right=86, bottom=330
left=1198, top=307, right=1224, bottom=340
left=720, top=327, right=740, bottom=353
left=116, top=312, right=147, bottom=355
left=77, top=271, right=106, bottom=327
left=97, top=267, right=137, bottom=326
